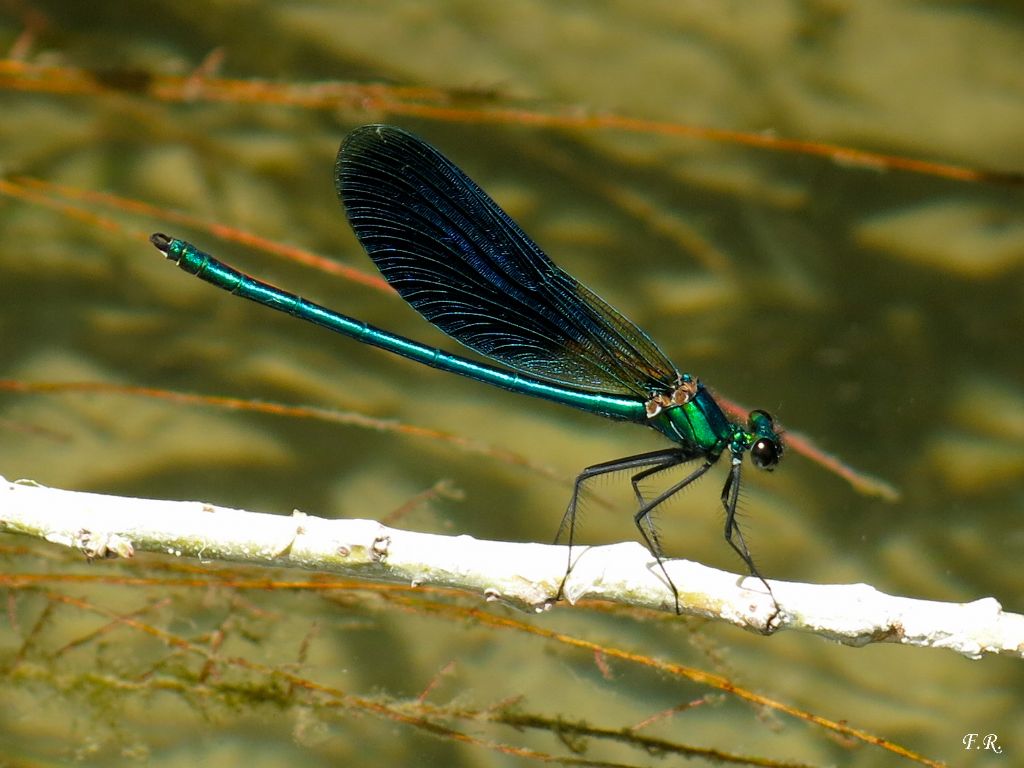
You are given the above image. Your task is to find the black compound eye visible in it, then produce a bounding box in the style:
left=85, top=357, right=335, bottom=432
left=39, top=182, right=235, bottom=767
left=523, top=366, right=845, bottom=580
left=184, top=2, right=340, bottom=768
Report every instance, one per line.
left=751, top=438, right=781, bottom=470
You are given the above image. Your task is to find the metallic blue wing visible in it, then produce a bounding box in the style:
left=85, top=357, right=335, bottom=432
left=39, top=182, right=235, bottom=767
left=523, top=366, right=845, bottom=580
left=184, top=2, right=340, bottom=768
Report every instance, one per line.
left=335, top=124, right=679, bottom=399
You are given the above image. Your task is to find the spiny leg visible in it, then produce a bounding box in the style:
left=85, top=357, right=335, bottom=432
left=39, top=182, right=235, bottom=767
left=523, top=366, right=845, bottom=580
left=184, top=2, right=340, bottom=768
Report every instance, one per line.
left=628, top=457, right=695, bottom=557
left=554, top=448, right=684, bottom=604
left=721, top=457, right=775, bottom=603
left=633, top=459, right=716, bottom=613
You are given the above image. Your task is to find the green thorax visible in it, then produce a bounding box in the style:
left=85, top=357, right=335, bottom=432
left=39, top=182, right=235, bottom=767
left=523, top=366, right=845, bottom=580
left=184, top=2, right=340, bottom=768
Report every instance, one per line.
left=646, top=376, right=778, bottom=464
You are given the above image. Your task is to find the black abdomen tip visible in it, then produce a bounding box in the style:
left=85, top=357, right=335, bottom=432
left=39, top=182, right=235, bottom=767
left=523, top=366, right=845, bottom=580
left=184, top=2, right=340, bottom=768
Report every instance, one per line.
left=150, top=232, right=172, bottom=252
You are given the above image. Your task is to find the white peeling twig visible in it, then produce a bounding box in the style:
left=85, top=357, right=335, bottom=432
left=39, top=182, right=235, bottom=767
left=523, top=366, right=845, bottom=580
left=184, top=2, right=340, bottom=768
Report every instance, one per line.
left=1, top=474, right=1020, bottom=659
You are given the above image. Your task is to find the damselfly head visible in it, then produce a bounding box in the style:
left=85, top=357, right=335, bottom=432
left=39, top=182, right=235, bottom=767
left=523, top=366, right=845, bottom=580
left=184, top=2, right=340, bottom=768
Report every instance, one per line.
left=747, top=409, right=782, bottom=471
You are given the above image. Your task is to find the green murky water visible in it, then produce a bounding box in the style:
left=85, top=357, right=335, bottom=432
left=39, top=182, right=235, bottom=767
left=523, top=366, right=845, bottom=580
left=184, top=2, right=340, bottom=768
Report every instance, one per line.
left=1, top=2, right=1022, bottom=765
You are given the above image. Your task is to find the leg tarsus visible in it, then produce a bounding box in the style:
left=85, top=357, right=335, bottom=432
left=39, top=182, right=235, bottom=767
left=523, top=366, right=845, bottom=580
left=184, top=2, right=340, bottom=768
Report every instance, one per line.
left=554, top=448, right=685, bottom=606
left=633, top=459, right=716, bottom=614
left=721, top=458, right=779, bottom=613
